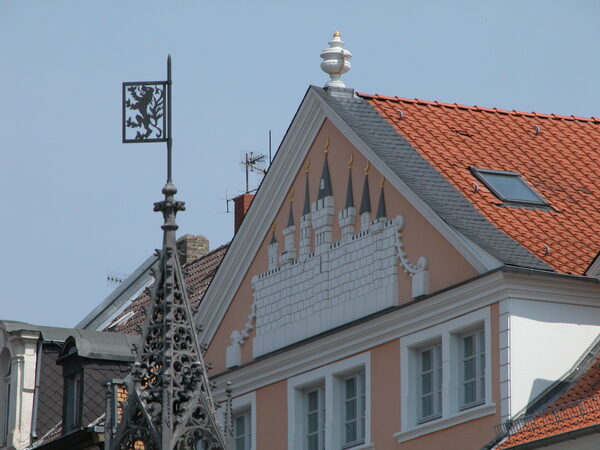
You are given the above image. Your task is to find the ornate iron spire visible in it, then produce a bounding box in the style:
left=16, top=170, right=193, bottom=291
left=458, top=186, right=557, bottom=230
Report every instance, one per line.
left=113, top=56, right=227, bottom=450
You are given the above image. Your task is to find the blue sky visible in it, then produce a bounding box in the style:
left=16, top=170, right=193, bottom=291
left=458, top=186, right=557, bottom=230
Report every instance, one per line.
left=1, top=1, right=599, bottom=328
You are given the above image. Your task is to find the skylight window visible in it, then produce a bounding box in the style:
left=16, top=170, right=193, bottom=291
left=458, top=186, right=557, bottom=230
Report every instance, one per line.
left=471, top=169, right=548, bottom=206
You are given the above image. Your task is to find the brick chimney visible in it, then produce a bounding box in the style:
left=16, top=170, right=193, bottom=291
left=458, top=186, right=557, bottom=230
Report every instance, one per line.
left=233, top=194, right=254, bottom=233
left=176, top=234, right=209, bottom=265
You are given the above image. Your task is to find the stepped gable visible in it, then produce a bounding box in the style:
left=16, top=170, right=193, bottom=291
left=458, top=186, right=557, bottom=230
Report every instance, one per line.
left=361, top=92, right=600, bottom=275
left=106, top=244, right=228, bottom=335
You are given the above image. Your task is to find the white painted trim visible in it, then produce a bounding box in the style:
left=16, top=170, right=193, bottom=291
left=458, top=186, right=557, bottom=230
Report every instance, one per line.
left=400, top=308, right=493, bottom=433
left=211, top=271, right=600, bottom=402
left=394, top=403, right=496, bottom=443
left=287, top=352, right=372, bottom=450
left=196, top=87, right=502, bottom=350
left=222, top=391, right=256, bottom=450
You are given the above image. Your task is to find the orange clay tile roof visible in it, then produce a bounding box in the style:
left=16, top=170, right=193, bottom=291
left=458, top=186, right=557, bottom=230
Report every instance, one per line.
left=497, top=357, right=600, bottom=448
left=105, top=244, right=228, bottom=335
left=361, top=93, right=600, bottom=275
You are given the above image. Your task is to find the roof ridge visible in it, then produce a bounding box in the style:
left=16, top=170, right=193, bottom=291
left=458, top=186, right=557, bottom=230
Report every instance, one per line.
left=358, top=92, right=600, bottom=124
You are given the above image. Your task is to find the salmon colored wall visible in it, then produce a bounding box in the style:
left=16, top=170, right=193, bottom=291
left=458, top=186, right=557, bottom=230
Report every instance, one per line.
left=256, top=380, right=287, bottom=449
left=371, top=340, right=401, bottom=449
left=205, top=118, right=478, bottom=375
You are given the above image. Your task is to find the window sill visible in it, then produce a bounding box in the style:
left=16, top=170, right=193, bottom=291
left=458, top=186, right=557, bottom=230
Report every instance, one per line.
left=345, top=443, right=374, bottom=450
left=394, top=402, right=496, bottom=443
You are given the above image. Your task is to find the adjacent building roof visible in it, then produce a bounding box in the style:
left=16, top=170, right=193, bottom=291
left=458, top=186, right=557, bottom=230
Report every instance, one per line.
left=105, top=243, right=228, bottom=335
left=493, top=336, right=600, bottom=448
left=360, top=92, right=600, bottom=275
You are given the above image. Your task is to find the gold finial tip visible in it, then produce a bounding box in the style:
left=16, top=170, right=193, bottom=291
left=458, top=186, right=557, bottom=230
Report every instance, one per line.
left=334, top=31, right=341, bottom=37
left=380, top=176, right=385, bottom=188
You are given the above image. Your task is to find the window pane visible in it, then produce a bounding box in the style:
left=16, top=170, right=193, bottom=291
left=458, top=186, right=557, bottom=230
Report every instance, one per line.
left=478, top=172, right=544, bottom=203
left=308, top=391, right=318, bottom=411
left=464, top=380, right=475, bottom=405
left=345, top=378, right=356, bottom=398
left=422, top=395, right=433, bottom=418
left=346, top=421, right=357, bottom=443
left=463, top=335, right=474, bottom=357
left=464, top=358, right=475, bottom=381
left=421, top=349, right=432, bottom=371
left=307, top=434, right=318, bottom=450
left=308, top=412, right=318, bottom=432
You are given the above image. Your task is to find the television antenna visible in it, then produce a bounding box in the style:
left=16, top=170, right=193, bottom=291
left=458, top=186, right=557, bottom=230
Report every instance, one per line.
left=241, top=151, right=267, bottom=193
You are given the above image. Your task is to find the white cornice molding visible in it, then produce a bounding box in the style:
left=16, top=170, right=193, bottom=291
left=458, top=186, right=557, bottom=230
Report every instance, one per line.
left=196, top=87, right=503, bottom=349
left=210, top=270, right=600, bottom=398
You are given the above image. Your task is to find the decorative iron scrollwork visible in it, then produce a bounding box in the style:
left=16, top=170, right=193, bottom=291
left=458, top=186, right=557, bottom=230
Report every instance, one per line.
left=122, top=82, right=168, bottom=143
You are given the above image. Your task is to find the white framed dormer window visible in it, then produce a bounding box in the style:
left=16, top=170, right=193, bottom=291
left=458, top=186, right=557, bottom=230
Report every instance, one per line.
left=223, top=392, right=256, bottom=450
left=397, top=308, right=495, bottom=443
left=288, top=353, right=373, bottom=450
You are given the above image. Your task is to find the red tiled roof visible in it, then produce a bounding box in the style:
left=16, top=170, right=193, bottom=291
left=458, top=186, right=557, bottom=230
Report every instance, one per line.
left=105, top=244, right=228, bottom=335
left=362, top=93, right=600, bottom=275
left=497, top=358, right=600, bottom=448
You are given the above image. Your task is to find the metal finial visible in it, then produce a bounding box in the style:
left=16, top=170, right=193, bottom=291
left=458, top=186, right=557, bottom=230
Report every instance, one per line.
left=364, top=161, right=371, bottom=175
left=305, top=156, right=311, bottom=174
left=348, top=154, right=354, bottom=170
left=289, top=187, right=295, bottom=203
left=380, top=176, right=385, bottom=189
left=324, top=137, right=330, bottom=154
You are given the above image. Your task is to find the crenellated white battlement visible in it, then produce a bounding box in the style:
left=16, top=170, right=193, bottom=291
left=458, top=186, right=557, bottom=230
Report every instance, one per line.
left=251, top=216, right=401, bottom=357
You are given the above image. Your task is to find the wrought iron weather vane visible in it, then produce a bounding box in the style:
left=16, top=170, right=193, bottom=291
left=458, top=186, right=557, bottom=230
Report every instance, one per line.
left=112, top=56, right=228, bottom=450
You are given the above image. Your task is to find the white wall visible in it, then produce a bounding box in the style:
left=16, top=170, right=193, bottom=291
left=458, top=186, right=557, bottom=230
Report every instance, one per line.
left=506, top=299, right=600, bottom=418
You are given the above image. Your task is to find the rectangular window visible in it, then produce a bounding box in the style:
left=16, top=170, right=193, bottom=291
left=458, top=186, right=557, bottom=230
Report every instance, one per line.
left=64, top=372, right=83, bottom=432
left=305, top=386, right=325, bottom=450
left=418, top=343, right=442, bottom=422
left=343, top=373, right=366, bottom=447
left=234, top=410, right=251, bottom=450
left=461, top=329, right=485, bottom=408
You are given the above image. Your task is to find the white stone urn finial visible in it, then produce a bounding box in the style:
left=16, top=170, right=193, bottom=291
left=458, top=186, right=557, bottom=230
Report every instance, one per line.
left=320, top=31, right=352, bottom=88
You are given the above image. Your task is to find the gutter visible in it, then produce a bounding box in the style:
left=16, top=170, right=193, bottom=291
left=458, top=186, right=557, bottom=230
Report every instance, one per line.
left=30, top=338, right=43, bottom=441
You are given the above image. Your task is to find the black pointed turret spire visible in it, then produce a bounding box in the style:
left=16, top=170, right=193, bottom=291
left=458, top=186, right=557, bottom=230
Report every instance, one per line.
left=302, top=173, right=311, bottom=216
left=376, top=179, right=387, bottom=219
left=287, top=203, right=295, bottom=227
left=345, top=169, right=354, bottom=209
left=359, top=172, right=371, bottom=215
left=270, top=230, right=278, bottom=244
left=317, top=154, right=333, bottom=201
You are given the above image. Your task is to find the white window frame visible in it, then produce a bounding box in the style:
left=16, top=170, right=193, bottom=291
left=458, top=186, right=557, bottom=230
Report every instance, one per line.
left=459, top=327, right=486, bottom=409
left=288, top=352, right=373, bottom=450
left=233, top=409, right=252, bottom=450
left=304, top=384, right=325, bottom=450
left=397, top=308, right=495, bottom=443
left=341, top=372, right=366, bottom=448
left=417, top=341, right=442, bottom=423
left=222, top=391, right=256, bottom=450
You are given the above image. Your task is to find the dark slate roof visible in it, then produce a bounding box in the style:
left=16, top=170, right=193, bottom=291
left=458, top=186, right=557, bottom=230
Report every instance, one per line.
left=0, top=320, right=73, bottom=342
left=314, top=86, right=550, bottom=270
left=61, top=330, right=139, bottom=362
left=35, top=345, right=64, bottom=439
